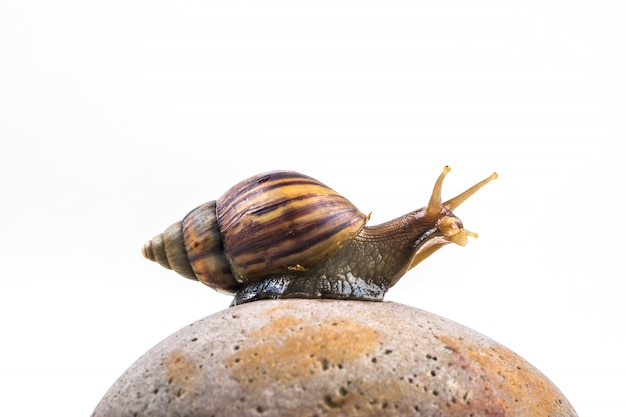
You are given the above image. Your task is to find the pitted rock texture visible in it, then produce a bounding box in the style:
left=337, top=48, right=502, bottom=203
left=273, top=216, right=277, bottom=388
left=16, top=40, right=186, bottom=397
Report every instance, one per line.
left=92, top=300, right=577, bottom=417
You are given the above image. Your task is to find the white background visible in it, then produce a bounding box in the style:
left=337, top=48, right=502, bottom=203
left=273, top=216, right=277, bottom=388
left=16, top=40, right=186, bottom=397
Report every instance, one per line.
left=1, top=1, right=624, bottom=415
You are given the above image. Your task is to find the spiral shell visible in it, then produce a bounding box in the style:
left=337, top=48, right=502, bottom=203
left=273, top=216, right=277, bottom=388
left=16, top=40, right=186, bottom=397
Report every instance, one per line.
left=142, top=170, right=368, bottom=293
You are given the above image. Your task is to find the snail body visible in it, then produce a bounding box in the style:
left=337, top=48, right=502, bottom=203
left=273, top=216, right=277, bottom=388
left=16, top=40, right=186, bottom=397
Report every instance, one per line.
left=142, top=167, right=497, bottom=305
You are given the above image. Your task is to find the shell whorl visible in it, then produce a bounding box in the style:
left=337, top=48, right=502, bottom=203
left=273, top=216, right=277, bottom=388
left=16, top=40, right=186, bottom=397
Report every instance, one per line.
left=142, top=201, right=241, bottom=293
left=216, top=170, right=368, bottom=282
left=141, top=221, right=196, bottom=280
left=182, top=201, right=240, bottom=293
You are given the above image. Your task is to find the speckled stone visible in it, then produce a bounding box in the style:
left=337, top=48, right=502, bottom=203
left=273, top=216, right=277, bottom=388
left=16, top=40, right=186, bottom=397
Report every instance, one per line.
left=92, top=300, right=577, bottom=417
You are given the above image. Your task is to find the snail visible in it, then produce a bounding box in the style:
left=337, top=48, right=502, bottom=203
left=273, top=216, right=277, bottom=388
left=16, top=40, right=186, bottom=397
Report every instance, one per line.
left=142, top=167, right=497, bottom=306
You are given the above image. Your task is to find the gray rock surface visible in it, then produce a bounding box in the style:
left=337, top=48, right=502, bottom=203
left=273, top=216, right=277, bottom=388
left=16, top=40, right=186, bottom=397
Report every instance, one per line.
left=92, top=300, right=577, bottom=417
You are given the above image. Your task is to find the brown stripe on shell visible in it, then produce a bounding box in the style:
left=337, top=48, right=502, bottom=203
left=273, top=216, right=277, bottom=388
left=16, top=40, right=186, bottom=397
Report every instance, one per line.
left=216, top=170, right=367, bottom=282
left=233, top=214, right=363, bottom=272
left=182, top=201, right=241, bottom=294
left=226, top=193, right=358, bottom=256
left=217, top=171, right=347, bottom=234
left=217, top=171, right=325, bottom=227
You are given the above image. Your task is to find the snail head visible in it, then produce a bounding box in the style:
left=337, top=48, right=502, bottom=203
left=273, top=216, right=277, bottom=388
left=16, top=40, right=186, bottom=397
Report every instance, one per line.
left=409, top=166, right=498, bottom=269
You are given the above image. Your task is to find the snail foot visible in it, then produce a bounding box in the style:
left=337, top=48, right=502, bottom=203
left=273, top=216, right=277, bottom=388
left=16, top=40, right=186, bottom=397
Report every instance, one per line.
left=231, top=274, right=387, bottom=306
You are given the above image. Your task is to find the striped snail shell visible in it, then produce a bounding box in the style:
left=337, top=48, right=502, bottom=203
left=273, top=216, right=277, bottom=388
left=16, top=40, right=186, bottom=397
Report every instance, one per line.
left=142, top=168, right=497, bottom=305
left=142, top=171, right=367, bottom=294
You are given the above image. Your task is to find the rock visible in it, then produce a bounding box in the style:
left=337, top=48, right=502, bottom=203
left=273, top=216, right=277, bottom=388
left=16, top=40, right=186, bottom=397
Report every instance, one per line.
left=92, top=300, right=577, bottom=417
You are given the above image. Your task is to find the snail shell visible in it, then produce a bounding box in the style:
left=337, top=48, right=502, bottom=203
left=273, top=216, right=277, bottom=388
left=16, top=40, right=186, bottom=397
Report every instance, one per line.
left=142, top=168, right=497, bottom=304
left=142, top=171, right=368, bottom=294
